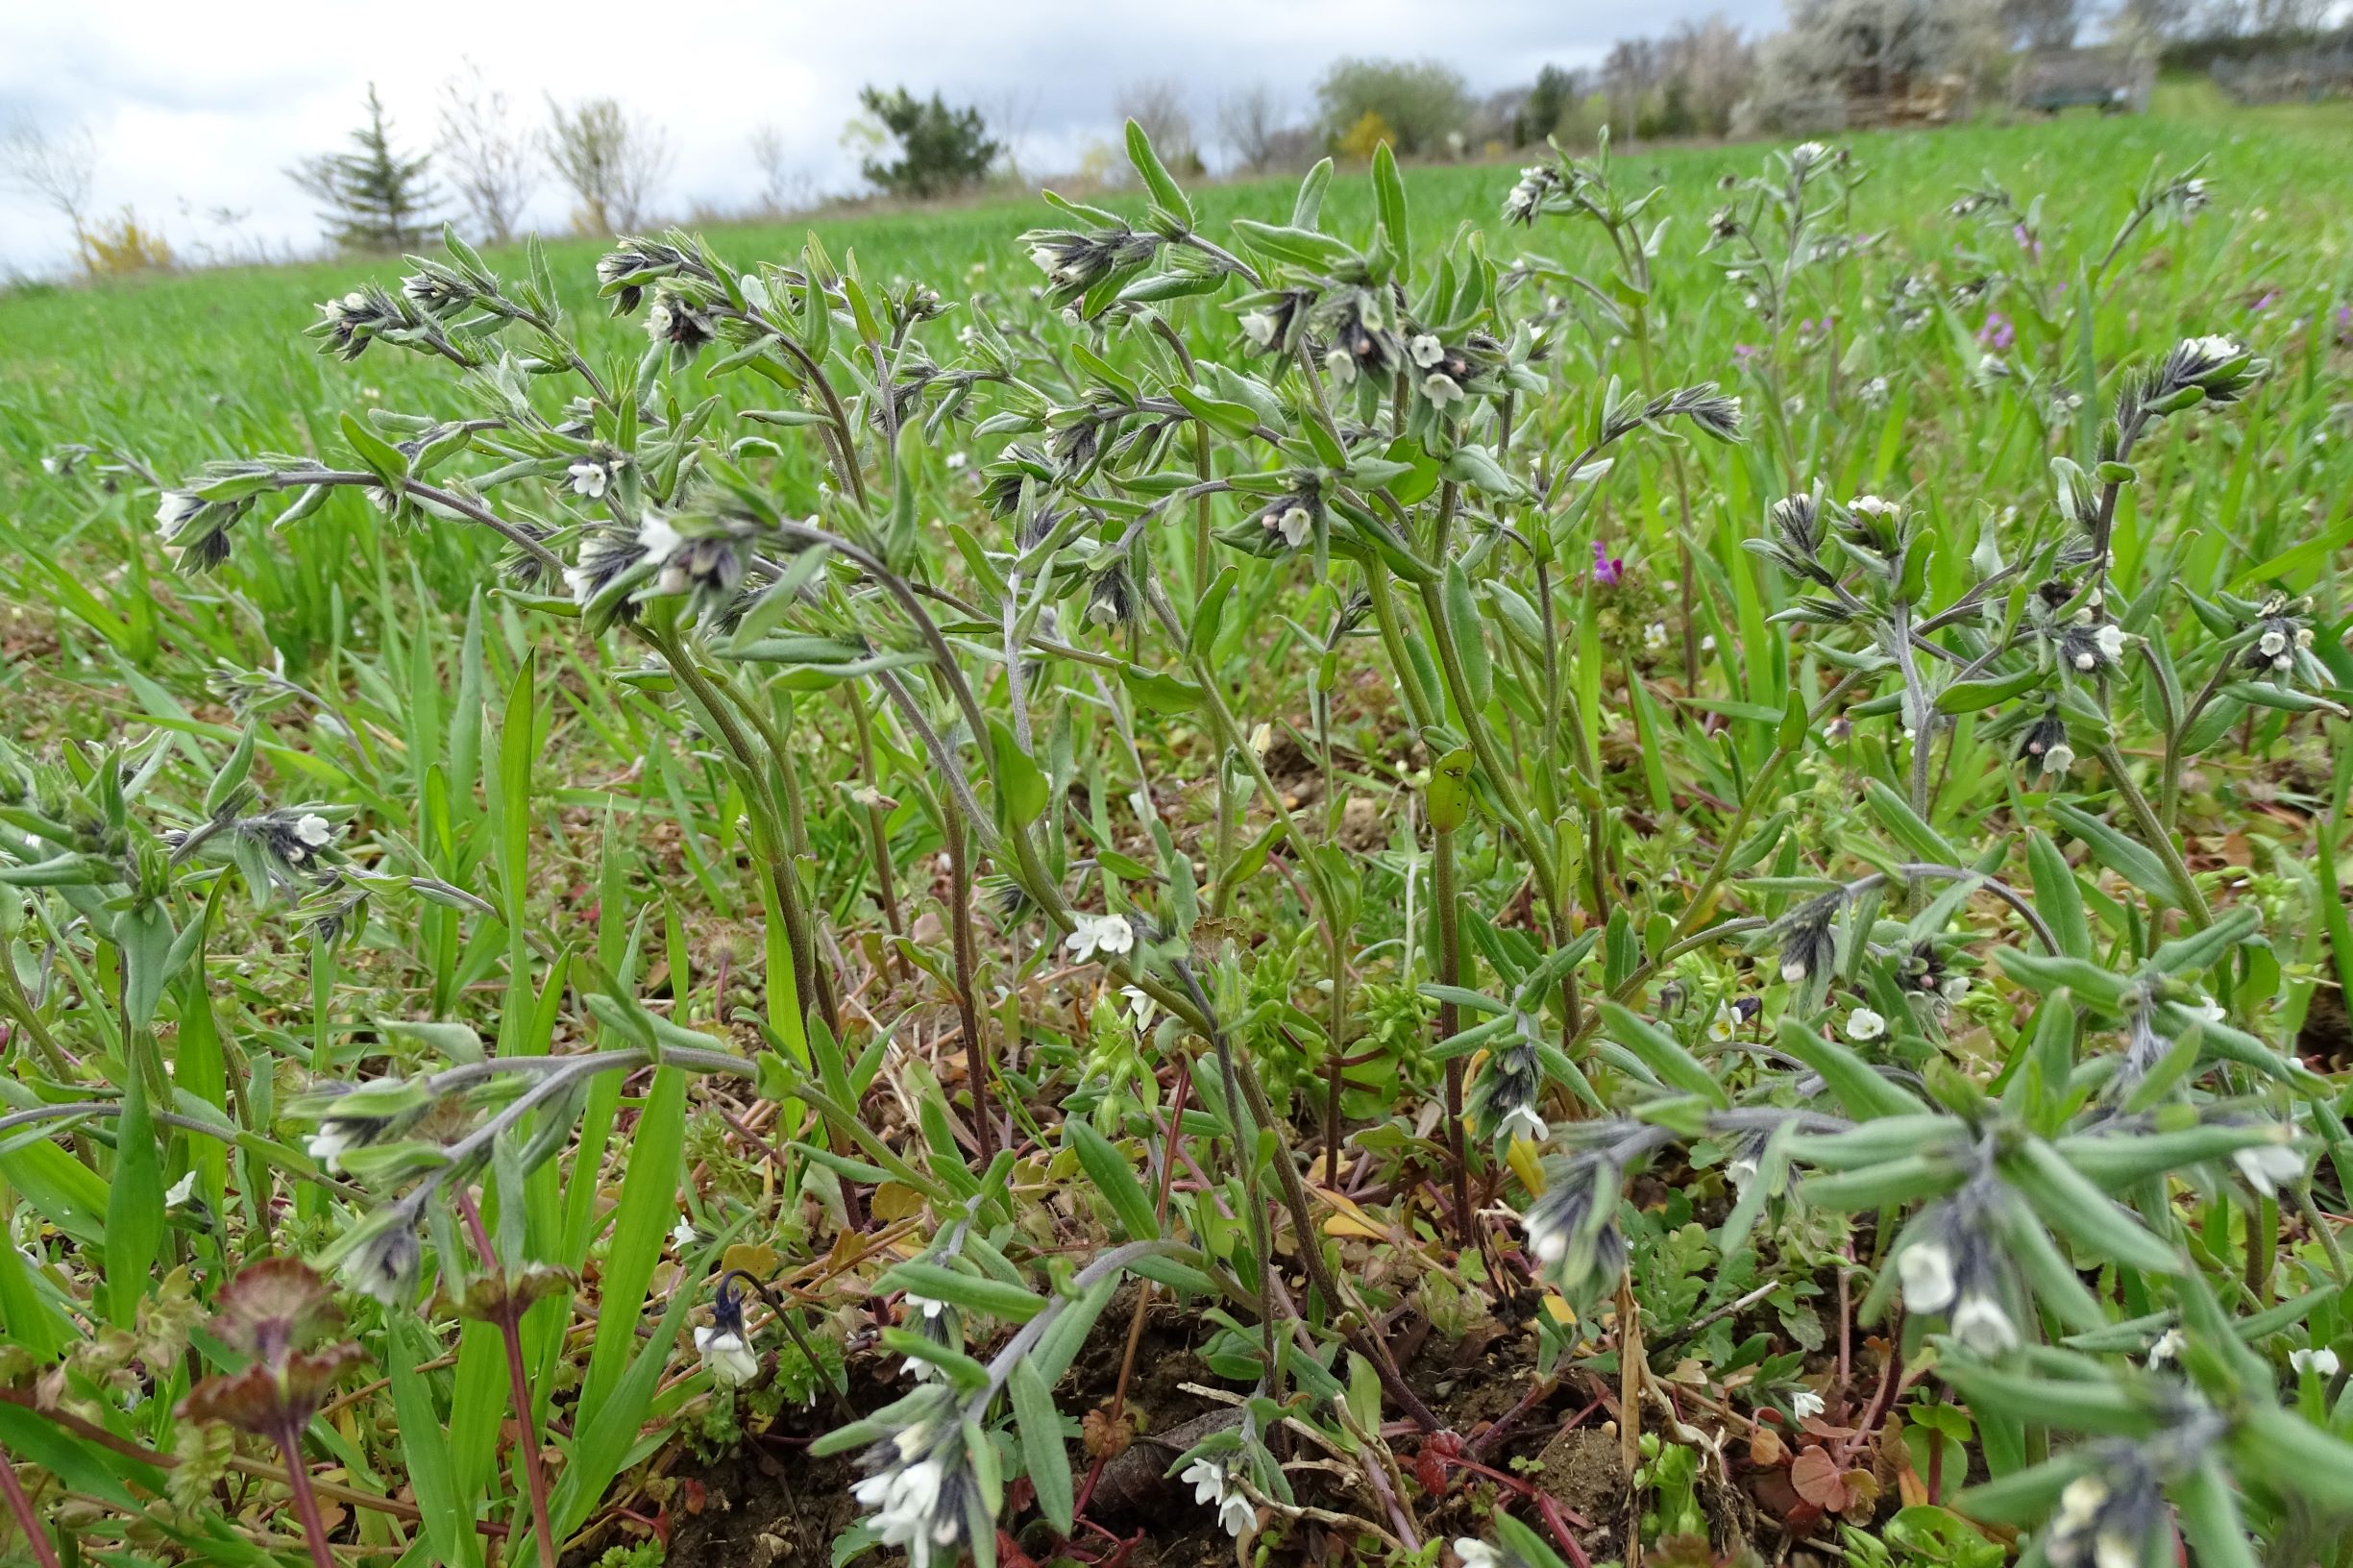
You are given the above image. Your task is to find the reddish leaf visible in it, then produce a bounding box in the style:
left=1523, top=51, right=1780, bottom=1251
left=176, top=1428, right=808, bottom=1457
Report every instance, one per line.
left=1790, top=1444, right=1849, bottom=1511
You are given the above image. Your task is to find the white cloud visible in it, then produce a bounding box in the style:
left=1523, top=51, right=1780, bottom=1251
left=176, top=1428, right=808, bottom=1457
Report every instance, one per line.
left=2, top=0, right=1778, bottom=274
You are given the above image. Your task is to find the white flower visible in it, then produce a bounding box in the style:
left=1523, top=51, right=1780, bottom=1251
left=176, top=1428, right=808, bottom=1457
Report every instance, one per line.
left=568, top=460, right=609, bottom=499
left=1065, top=913, right=1135, bottom=965
left=2234, top=1139, right=2304, bottom=1196
left=905, top=1293, right=947, bottom=1320
left=164, top=1171, right=198, bottom=1208
left=2095, top=624, right=2125, bottom=661
left=154, top=490, right=204, bottom=538
left=1790, top=1388, right=1825, bottom=1421
left=2182, top=333, right=2241, bottom=363
left=856, top=1454, right=958, bottom=1567
left=2191, top=997, right=2225, bottom=1024
left=1120, top=986, right=1158, bottom=1030
left=2146, top=1328, right=2184, bottom=1367
left=306, top=1124, right=357, bottom=1171
left=1423, top=373, right=1464, bottom=406
left=1409, top=333, right=1445, bottom=368
left=294, top=814, right=333, bottom=848
left=1240, top=310, right=1278, bottom=347
left=1270, top=505, right=1312, bottom=548
left=1182, top=1458, right=1255, bottom=1539
left=1791, top=140, right=1826, bottom=165
left=671, top=1216, right=696, bottom=1249
left=1028, top=244, right=1061, bottom=277
left=1898, top=1239, right=1958, bottom=1313
left=638, top=513, right=682, bottom=564
left=944, top=451, right=968, bottom=471
left=1643, top=621, right=1668, bottom=651
left=2291, top=1346, right=2340, bottom=1377
left=1950, top=1293, right=2020, bottom=1355
left=2041, top=743, right=2075, bottom=777
left=1455, top=1541, right=1503, bottom=1568
left=1708, top=1004, right=1737, bottom=1042
left=2093, top=1532, right=2139, bottom=1568
left=1849, top=494, right=1900, bottom=518
left=1726, top=1152, right=1759, bottom=1192
left=1941, top=974, right=1972, bottom=1001
left=2055, top=1474, right=2109, bottom=1532
left=1324, top=348, right=1357, bottom=386
left=695, top=1326, right=760, bottom=1386
left=1844, top=1006, right=1885, bottom=1041
left=41, top=455, right=61, bottom=476
left=1247, top=722, right=1273, bottom=754
left=1500, top=1103, right=1549, bottom=1144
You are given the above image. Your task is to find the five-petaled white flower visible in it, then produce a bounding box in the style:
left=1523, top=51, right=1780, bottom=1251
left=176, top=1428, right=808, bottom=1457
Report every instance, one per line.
left=2292, top=1346, right=2340, bottom=1378
left=1409, top=334, right=1445, bottom=368
left=1898, top=1239, right=1957, bottom=1313
left=2234, top=1139, right=2303, bottom=1197
left=696, top=1325, right=760, bottom=1386
left=2146, top=1328, right=2184, bottom=1367
left=1240, top=310, right=1279, bottom=347
left=2095, top=624, right=2126, bottom=662
left=306, top=1123, right=358, bottom=1171
left=1844, top=1006, right=1885, bottom=1041
left=294, top=814, right=333, bottom=849
left=1182, top=1458, right=1256, bottom=1539
left=672, top=1216, right=696, bottom=1250
left=1065, top=913, right=1135, bottom=965
left=1950, top=1293, right=2019, bottom=1355
left=1423, top=373, right=1465, bottom=406
left=1790, top=1388, right=1826, bottom=1421
left=568, top=461, right=609, bottom=499
left=1709, top=1004, right=1738, bottom=1042
left=1500, top=1103, right=1549, bottom=1145
left=1269, top=505, right=1312, bottom=548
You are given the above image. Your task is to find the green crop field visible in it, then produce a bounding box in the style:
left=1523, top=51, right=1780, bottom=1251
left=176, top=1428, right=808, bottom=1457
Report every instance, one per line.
left=1, top=80, right=2352, bottom=1568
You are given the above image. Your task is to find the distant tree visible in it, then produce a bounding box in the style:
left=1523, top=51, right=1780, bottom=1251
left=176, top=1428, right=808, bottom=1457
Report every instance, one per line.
left=1335, top=110, right=1396, bottom=162
left=1660, top=16, right=1757, bottom=135
left=1741, top=0, right=1998, bottom=128
left=437, top=61, right=536, bottom=245
left=1115, top=79, right=1202, bottom=174
left=289, top=86, right=436, bottom=252
left=1, top=116, right=96, bottom=234
left=748, top=125, right=815, bottom=214
left=543, top=96, right=671, bottom=235
left=1216, top=84, right=1291, bottom=172
left=1600, top=38, right=1661, bottom=137
left=1998, top=0, right=2084, bottom=48
left=855, top=86, right=999, bottom=200
left=1516, top=64, right=1581, bottom=144
left=2107, top=0, right=2199, bottom=41
left=1312, top=58, right=1470, bottom=156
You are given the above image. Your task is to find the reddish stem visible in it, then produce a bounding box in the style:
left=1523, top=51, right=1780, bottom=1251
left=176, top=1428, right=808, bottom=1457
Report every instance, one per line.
left=0, top=1443, right=61, bottom=1568
left=273, top=1425, right=340, bottom=1568
left=457, top=1191, right=558, bottom=1568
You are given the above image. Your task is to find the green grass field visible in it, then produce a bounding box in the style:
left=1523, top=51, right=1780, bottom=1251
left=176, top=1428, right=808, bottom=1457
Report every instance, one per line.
left=2, top=78, right=2353, bottom=1568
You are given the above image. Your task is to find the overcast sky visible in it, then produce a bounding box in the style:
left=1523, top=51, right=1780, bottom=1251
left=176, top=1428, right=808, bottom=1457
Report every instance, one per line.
left=0, top=0, right=1791, bottom=275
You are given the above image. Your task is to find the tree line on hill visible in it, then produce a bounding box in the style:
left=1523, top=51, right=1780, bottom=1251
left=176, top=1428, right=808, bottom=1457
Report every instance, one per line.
left=5, top=0, right=2342, bottom=275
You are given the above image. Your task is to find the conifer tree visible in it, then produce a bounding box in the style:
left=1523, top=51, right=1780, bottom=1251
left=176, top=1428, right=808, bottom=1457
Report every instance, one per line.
left=290, top=86, right=436, bottom=252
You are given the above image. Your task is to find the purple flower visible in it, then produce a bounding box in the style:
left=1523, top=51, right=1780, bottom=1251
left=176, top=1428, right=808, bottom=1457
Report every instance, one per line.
left=2012, top=224, right=2043, bottom=260
left=1977, top=312, right=2014, bottom=352
left=1733, top=343, right=1761, bottom=362
left=2250, top=289, right=2280, bottom=314
left=1591, top=540, right=1625, bottom=587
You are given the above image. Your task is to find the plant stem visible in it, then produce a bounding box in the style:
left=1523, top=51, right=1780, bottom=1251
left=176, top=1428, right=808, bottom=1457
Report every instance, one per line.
left=273, top=1426, right=340, bottom=1568
left=1433, top=824, right=1472, bottom=1248
left=2094, top=740, right=2213, bottom=929
left=942, top=793, right=997, bottom=1163
left=0, top=1443, right=61, bottom=1568
left=457, top=1192, right=557, bottom=1568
